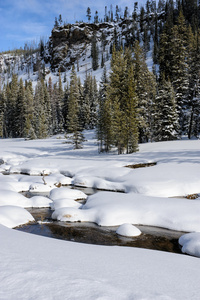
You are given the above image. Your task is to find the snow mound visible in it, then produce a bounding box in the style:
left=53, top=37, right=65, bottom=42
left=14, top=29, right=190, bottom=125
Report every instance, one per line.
left=50, top=198, right=82, bottom=210
left=52, top=191, right=200, bottom=230
left=179, top=233, right=200, bottom=257
left=73, top=175, right=124, bottom=191
left=52, top=207, right=88, bottom=222
left=49, top=187, right=87, bottom=201
left=45, top=173, right=72, bottom=186
left=0, top=189, right=31, bottom=207
left=0, top=189, right=52, bottom=208
left=116, top=223, right=141, bottom=237
left=30, top=196, right=52, bottom=208
left=0, top=205, right=34, bottom=228
left=29, top=183, right=53, bottom=193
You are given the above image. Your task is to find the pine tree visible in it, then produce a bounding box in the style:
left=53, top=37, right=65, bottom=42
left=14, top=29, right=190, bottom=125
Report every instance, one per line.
left=6, top=74, right=18, bottom=137
left=89, top=76, right=98, bottom=129
left=66, top=66, right=84, bottom=149
left=187, top=28, right=200, bottom=138
left=82, top=72, right=92, bottom=129
left=33, top=80, right=48, bottom=139
left=133, top=41, right=156, bottom=143
left=86, top=7, right=91, bottom=23
left=16, top=78, right=26, bottom=137
left=62, top=83, right=69, bottom=130
left=105, top=47, right=139, bottom=154
left=91, top=32, right=99, bottom=70
left=0, top=90, right=5, bottom=138
left=97, top=66, right=108, bottom=152
left=153, top=78, right=180, bottom=141
left=170, top=11, right=189, bottom=131
left=24, top=81, right=36, bottom=139
left=94, top=11, right=99, bottom=23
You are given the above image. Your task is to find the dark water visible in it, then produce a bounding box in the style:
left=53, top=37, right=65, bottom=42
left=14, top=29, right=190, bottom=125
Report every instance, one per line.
left=16, top=207, right=183, bottom=254
left=16, top=184, right=184, bottom=254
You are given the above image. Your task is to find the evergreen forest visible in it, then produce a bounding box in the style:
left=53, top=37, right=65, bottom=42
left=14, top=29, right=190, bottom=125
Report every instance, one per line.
left=1, top=0, right=200, bottom=153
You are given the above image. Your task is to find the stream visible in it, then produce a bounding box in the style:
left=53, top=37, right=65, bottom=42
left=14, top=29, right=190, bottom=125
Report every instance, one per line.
left=15, top=186, right=184, bottom=254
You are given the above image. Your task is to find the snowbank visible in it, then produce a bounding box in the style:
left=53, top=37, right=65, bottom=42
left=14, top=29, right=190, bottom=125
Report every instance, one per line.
left=0, top=189, right=52, bottom=208
left=0, top=206, right=34, bottom=228
left=52, top=191, right=200, bottom=231
left=49, top=187, right=87, bottom=201
left=50, top=198, right=82, bottom=210
left=1, top=224, right=200, bottom=299
left=1, top=133, right=200, bottom=298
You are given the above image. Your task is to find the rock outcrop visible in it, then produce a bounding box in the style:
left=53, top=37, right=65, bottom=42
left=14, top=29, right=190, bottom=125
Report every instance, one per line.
left=47, top=22, right=114, bottom=71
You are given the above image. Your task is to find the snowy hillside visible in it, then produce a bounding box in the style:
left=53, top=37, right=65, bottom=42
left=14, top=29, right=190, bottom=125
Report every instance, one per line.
left=0, top=15, right=156, bottom=88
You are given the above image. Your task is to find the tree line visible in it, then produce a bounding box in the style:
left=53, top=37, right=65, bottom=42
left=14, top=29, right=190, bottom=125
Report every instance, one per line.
left=0, top=40, right=179, bottom=153
left=1, top=0, right=200, bottom=154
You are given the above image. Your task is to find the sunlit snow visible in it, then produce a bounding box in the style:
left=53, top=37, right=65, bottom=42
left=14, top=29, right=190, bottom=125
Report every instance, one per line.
left=1, top=131, right=200, bottom=299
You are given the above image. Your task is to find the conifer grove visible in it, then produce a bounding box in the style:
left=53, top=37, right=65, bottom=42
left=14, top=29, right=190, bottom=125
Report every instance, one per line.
left=1, top=0, right=200, bottom=153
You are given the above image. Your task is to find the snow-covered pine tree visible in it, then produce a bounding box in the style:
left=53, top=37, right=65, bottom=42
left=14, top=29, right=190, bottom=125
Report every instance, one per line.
left=187, top=28, right=200, bottom=138
left=33, top=79, right=48, bottom=139
left=62, top=83, right=69, bottom=130
left=89, top=76, right=98, bottom=129
left=82, top=72, right=92, bottom=129
left=170, top=11, right=189, bottom=132
left=15, top=78, right=26, bottom=137
left=23, top=81, right=36, bottom=139
left=153, top=78, right=180, bottom=141
left=97, top=65, right=108, bottom=152
left=133, top=41, right=156, bottom=143
left=7, top=74, right=18, bottom=137
left=51, top=73, right=64, bottom=134
left=43, top=80, right=52, bottom=135
left=0, top=89, right=5, bottom=138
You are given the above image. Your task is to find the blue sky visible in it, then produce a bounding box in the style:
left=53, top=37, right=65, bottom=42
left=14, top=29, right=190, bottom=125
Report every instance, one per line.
left=0, top=0, right=147, bottom=52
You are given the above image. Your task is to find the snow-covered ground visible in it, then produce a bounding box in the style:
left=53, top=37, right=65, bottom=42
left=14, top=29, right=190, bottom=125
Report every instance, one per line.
left=1, top=131, right=200, bottom=299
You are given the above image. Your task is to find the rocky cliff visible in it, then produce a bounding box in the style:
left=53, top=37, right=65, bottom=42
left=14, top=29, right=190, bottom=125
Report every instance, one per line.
left=46, top=21, right=129, bottom=71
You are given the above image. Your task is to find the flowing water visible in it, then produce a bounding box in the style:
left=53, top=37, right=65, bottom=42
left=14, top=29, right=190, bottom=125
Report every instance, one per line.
left=16, top=203, right=183, bottom=254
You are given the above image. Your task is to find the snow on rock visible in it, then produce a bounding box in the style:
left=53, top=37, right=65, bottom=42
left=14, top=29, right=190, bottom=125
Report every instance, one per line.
left=29, top=196, right=52, bottom=208
left=0, top=189, right=52, bottom=208
left=29, top=183, right=53, bottom=193
left=124, top=162, right=200, bottom=197
left=0, top=206, right=34, bottom=228
left=0, top=189, right=32, bottom=207
left=73, top=174, right=125, bottom=191
left=50, top=198, right=82, bottom=210
left=0, top=173, right=25, bottom=192
left=45, top=173, right=72, bottom=186
left=52, top=191, right=200, bottom=231
left=179, top=233, right=200, bottom=257
left=49, top=187, right=87, bottom=201
left=52, top=206, right=90, bottom=222
left=116, top=223, right=142, bottom=237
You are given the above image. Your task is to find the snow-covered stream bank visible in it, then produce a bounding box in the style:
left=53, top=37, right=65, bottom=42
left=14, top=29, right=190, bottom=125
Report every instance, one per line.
left=1, top=131, right=200, bottom=299
left=16, top=206, right=183, bottom=254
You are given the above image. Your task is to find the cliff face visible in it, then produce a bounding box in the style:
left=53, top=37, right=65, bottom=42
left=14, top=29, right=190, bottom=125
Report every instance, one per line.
left=47, top=22, right=114, bottom=71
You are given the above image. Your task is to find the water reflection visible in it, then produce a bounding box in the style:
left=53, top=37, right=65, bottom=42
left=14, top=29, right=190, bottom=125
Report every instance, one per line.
left=16, top=207, right=182, bottom=254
